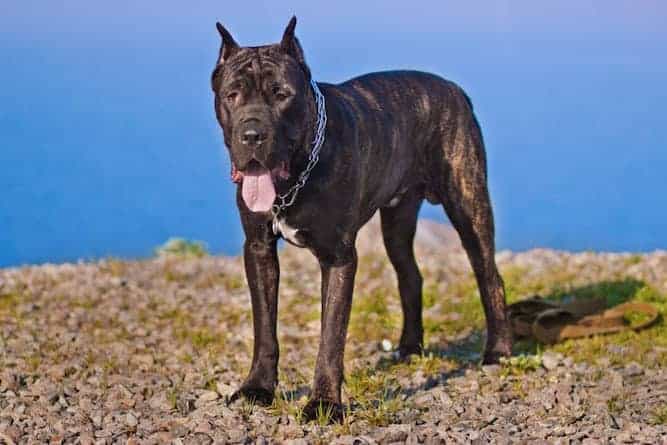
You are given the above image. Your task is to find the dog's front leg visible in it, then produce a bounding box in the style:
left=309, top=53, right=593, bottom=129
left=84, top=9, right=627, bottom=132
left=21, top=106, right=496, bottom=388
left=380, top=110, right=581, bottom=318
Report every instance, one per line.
left=230, top=219, right=280, bottom=406
left=303, top=247, right=357, bottom=422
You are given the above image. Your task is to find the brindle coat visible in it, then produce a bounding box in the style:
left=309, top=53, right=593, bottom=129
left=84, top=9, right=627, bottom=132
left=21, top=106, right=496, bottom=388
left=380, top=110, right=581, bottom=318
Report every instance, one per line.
left=211, top=17, right=512, bottom=421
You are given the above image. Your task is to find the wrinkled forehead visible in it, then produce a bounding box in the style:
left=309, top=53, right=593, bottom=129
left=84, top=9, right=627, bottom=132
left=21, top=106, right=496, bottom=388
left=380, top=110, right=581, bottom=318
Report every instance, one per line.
left=220, top=46, right=303, bottom=88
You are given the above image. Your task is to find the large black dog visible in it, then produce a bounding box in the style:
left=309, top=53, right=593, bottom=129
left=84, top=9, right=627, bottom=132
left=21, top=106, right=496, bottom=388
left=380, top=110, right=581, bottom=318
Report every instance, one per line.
left=212, top=17, right=512, bottom=421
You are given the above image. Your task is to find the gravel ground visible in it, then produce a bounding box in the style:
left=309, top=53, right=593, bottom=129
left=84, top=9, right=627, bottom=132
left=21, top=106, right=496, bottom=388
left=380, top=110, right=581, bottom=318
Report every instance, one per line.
left=1, top=218, right=666, bottom=444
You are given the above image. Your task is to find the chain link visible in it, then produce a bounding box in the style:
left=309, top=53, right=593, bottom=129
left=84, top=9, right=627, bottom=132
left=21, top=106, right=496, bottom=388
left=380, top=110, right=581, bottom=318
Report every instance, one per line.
left=271, top=78, right=327, bottom=232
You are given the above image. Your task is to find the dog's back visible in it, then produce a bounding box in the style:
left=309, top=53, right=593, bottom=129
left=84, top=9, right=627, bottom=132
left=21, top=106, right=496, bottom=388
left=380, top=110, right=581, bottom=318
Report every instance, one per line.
left=321, top=70, right=485, bottom=212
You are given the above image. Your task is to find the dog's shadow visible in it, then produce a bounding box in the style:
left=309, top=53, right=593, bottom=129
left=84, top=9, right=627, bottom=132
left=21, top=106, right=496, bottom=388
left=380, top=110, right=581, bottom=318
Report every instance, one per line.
left=280, top=385, right=311, bottom=402
left=369, top=331, right=484, bottom=401
left=512, top=277, right=653, bottom=354
left=276, top=279, right=657, bottom=414
left=365, top=278, right=654, bottom=400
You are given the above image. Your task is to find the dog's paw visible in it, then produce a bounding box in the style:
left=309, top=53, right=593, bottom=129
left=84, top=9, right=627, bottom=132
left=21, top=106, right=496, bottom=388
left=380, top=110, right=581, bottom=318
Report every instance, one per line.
left=482, top=342, right=512, bottom=365
left=302, top=398, right=344, bottom=423
left=227, top=386, right=274, bottom=406
left=398, top=344, right=423, bottom=361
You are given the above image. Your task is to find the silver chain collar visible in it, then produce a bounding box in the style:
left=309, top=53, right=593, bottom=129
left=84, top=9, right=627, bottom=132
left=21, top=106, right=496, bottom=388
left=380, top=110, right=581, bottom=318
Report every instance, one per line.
left=271, top=78, right=327, bottom=235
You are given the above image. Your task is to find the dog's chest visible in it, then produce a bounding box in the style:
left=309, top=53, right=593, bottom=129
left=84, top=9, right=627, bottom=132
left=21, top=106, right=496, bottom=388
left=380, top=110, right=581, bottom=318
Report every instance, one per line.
left=273, top=217, right=307, bottom=247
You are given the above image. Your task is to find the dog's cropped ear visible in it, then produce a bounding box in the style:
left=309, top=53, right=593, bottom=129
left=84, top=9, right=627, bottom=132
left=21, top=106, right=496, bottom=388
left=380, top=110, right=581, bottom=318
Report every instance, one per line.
left=280, top=16, right=311, bottom=79
left=216, top=22, right=240, bottom=64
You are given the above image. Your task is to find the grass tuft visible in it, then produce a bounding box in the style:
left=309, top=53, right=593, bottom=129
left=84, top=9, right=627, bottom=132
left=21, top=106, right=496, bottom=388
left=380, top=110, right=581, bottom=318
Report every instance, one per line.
left=155, top=238, right=208, bottom=258
left=652, top=404, right=667, bottom=425
left=499, top=354, right=542, bottom=377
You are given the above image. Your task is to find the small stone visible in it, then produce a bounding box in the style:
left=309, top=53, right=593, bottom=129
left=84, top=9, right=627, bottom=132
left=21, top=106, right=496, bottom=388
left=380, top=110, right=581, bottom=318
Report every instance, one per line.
left=79, top=433, right=94, bottom=445
left=379, top=425, right=409, bottom=443
left=406, top=431, right=420, bottom=445
left=177, top=396, right=195, bottom=415
left=413, top=392, right=433, bottom=408
left=481, top=364, right=501, bottom=376
left=380, top=339, right=393, bottom=352
left=126, top=412, right=138, bottom=427
left=623, top=362, right=644, bottom=377
left=541, top=352, right=561, bottom=371
left=616, top=431, right=633, bottom=442
left=227, top=428, right=248, bottom=443
left=149, top=393, right=173, bottom=411
left=91, top=414, right=103, bottom=428
left=607, top=344, right=626, bottom=355
left=216, top=382, right=235, bottom=398
left=194, top=420, right=212, bottom=434
left=199, top=389, right=219, bottom=405
left=170, top=422, right=189, bottom=438
left=2, top=426, right=21, bottom=444
left=596, top=356, right=610, bottom=367
left=191, top=433, right=213, bottom=445
left=132, top=354, right=154, bottom=370
left=499, top=392, right=514, bottom=404
left=608, top=370, right=624, bottom=390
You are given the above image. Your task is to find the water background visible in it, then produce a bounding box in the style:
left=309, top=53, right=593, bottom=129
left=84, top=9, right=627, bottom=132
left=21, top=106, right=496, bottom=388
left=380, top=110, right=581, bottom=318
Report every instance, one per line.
left=1, top=1, right=666, bottom=267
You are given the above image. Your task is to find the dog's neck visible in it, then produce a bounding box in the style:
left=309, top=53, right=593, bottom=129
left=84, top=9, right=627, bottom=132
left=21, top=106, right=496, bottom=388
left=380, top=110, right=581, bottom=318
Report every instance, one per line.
left=284, top=80, right=328, bottom=190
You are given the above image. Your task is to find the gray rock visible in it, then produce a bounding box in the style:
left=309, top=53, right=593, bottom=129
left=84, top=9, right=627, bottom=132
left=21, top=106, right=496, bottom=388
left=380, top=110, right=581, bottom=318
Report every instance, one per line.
left=2, top=224, right=667, bottom=444
left=195, top=390, right=219, bottom=407
left=413, top=392, right=433, bottom=408
left=622, top=362, right=644, bottom=377
left=126, top=412, right=138, bottom=427
left=541, top=352, right=562, bottom=371
left=377, top=425, right=410, bottom=444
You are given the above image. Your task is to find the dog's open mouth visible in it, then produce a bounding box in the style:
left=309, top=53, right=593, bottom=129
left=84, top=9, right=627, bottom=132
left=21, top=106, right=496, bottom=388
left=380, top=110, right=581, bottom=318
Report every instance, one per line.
left=239, top=160, right=290, bottom=213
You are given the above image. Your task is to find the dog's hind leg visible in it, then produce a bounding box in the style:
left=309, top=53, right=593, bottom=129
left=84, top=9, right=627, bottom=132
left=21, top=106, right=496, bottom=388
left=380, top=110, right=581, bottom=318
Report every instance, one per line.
left=380, top=189, right=425, bottom=358
left=435, top=101, right=512, bottom=364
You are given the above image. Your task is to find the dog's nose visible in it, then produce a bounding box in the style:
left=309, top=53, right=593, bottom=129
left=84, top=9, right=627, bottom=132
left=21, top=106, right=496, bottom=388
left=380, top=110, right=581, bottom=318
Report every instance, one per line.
left=241, top=129, right=266, bottom=146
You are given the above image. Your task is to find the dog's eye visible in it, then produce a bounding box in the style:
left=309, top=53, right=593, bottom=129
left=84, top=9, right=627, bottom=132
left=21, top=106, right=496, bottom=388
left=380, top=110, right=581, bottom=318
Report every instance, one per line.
left=226, top=92, right=239, bottom=104
left=272, top=86, right=290, bottom=101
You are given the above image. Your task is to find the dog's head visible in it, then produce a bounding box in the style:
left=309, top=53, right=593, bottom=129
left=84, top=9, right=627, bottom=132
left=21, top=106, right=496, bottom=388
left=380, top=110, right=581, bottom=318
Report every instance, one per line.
left=211, top=17, right=315, bottom=213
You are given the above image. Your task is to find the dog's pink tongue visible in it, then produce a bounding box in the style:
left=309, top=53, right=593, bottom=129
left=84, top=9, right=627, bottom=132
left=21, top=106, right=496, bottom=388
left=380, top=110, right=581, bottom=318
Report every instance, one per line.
left=241, top=167, right=276, bottom=212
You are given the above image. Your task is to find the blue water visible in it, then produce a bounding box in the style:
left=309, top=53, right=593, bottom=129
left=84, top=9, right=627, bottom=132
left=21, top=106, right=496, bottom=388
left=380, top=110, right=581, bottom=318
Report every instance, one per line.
left=1, top=2, right=666, bottom=267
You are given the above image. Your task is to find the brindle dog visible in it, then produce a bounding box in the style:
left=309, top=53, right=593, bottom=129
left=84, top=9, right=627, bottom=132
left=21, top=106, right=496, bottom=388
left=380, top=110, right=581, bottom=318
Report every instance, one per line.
left=212, top=17, right=512, bottom=421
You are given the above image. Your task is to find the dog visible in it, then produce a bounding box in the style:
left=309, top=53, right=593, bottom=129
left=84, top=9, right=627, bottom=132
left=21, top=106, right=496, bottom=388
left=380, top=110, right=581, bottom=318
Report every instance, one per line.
left=211, top=17, right=512, bottom=421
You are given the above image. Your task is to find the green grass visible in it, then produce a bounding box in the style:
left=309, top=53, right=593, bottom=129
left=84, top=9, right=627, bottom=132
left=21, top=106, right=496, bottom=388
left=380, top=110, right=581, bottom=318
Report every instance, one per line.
left=174, top=326, right=226, bottom=352
left=267, top=389, right=306, bottom=421
left=313, top=401, right=338, bottom=427
left=159, top=307, right=228, bottom=352
left=344, top=367, right=404, bottom=426
left=423, top=282, right=484, bottom=342
left=606, top=394, right=625, bottom=415
left=15, top=247, right=661, bottom=431
left=0, top=291, right=22, bottom=316
left=499, top=354, right=542, bottom=377
left=342, top=253, right=666, bottom=418
left=624, top=255, right=643, bottom=266
left=155, top=237, right=208, bottom=258
left=545, top=278, right=645, bottom=307
left=100, top=258, right=128, bottom=277
left=548, top=282, right=666, bottom=367
left=652, top=404, right=667, bottom=425
left=349, top=290, right=400, bottom=343
left=167, top=386, right=180, bottom=410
